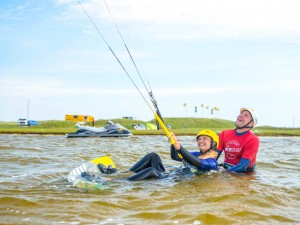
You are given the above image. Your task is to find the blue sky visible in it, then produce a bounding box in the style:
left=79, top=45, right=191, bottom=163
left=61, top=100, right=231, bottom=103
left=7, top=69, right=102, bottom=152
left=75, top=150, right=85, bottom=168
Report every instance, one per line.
left=1, top=0, right=300, bottom=127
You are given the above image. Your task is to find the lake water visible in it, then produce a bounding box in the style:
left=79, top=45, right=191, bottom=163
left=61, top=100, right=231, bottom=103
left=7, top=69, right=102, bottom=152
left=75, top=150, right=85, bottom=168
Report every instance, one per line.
left=0, top=134, right=299, bottom=225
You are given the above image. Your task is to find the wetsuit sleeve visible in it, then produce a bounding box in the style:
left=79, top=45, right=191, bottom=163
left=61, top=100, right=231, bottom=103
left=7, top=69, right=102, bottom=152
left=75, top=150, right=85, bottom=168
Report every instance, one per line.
left=216, top=150, right=222, bottom=160
left=226, top=158, right=250, bottom=173
left=177, top=146, right=218, bottom=171
left=216, top=131, right=225, bottom=160
left=170, top=145, right=182, bottom=162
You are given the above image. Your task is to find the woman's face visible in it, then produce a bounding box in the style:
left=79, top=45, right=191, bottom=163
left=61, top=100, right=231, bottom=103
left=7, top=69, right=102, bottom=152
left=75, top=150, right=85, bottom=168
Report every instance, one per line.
left=197, top=135, right=212, bottom=152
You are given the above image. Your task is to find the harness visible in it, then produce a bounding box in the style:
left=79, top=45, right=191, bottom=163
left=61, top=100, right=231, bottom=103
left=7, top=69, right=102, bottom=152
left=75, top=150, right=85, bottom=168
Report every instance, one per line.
left=182, top=149, right=218, bottom=174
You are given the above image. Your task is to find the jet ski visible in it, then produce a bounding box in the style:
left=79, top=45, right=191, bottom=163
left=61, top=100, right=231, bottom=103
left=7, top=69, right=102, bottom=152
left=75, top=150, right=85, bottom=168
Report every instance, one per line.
left=66, top=121, right=133, bottom=138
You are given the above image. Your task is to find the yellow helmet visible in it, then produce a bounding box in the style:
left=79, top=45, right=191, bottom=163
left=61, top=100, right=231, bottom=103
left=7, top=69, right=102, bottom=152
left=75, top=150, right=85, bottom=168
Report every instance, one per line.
left=196, top=129, right=219, bottom=149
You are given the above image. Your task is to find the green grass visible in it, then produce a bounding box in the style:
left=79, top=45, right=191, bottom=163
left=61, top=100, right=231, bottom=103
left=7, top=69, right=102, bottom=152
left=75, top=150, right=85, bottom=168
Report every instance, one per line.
left=253, top=126, right=300, bottom=136
left=0, top=118, right=299, bottom=136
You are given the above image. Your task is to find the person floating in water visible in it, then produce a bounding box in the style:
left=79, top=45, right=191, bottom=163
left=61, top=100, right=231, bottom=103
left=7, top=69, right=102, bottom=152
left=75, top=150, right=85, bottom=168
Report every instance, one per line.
left=127, top=129, right=219, bottom=181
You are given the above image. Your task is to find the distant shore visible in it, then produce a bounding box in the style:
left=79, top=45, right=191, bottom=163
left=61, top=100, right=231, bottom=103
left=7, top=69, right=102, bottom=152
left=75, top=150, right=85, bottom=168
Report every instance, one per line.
left=1, top=118, right=299, bottom=137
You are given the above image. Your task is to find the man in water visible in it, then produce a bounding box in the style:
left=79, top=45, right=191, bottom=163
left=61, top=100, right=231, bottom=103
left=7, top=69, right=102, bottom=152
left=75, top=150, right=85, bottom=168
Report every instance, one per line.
left=217, top=107, right=260, bottom=173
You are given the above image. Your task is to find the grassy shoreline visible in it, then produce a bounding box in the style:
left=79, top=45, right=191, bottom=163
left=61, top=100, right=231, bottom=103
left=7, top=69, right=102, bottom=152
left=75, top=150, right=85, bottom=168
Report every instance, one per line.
left=0, top=118, right=299, bottom=137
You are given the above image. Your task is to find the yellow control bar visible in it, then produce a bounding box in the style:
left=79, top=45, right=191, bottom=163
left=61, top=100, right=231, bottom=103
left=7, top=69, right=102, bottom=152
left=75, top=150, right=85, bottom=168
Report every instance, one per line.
left=154, top=113, right=175, bottom=144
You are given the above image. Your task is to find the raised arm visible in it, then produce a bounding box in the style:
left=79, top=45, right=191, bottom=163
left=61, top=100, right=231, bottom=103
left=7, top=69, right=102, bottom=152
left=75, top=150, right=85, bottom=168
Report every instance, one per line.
left=170, top=133, right=218, bottom=171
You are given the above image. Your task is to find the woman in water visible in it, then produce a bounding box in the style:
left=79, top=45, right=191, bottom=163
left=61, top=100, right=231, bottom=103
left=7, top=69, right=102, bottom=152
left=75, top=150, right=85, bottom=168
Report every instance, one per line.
left=127, top=129, right=219, bottom=181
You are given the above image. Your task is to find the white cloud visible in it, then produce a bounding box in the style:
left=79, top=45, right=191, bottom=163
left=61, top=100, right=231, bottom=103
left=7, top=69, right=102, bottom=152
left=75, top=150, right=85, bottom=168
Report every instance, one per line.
left=57, top=0, right=300, bottom=41
left=2, top=75, right=298, bottom=99
left=0, top=77, right=228, bottom=98
left=0, top=77, right=135, bottom=97
left=0, top=3, right=29, bottom=20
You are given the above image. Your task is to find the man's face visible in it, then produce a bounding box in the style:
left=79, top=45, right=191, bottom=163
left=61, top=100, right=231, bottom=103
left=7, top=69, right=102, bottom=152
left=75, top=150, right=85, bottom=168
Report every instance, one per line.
left=235, top=110, right=253, bottom=128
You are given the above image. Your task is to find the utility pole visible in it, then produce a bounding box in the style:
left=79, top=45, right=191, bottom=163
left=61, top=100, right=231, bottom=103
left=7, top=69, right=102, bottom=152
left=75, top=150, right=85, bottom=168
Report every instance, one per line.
left=27, top=99, right=30, bottom=120
left=293, top=115, right=295, bottom=128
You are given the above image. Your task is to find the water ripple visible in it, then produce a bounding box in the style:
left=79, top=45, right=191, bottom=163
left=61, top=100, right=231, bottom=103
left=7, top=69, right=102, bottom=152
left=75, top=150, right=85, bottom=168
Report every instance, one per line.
left=0, top=135, right=300, bottom=224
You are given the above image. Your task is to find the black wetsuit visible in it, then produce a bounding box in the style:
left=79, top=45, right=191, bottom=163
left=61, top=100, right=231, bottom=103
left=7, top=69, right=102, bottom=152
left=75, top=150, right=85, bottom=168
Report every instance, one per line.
left=127, top=152, right=168, bottom=181
left=127, top=145, right=218, bottom=181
